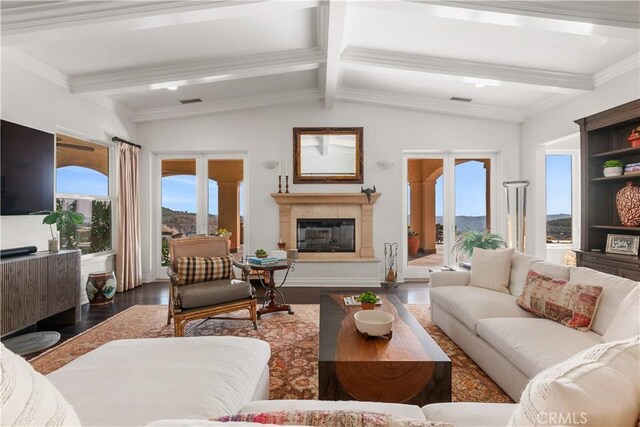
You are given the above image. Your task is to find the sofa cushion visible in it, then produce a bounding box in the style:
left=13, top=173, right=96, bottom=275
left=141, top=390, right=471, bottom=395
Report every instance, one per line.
left=176, top=255, right=234, bottom=285
left=570, top=267, right=638, bottom=335
left=508, top=252, right=541, bottom=297
left=602, top=285, right=640, bottom=342
left=48, top=337, right=271, bottom=426
left=469, top=248, right=514, bottom=294
left=477, top=318, right=602, bottom=378
left=242, top=400, right=427, bottom=421
left=214, top=410, right=440, bottom=426
left=0, top=343, right=81, bottom=427
left=516, top=270, right=603, bottom=331
left=178, top=279, right=252, bottom=309
left=531, top=261, right=570, bottom=281
left=430, top=286, right=535, bottom=334
left=508, top=336, right=639, bottom=427
left=422, top=403, right=518, bottom=427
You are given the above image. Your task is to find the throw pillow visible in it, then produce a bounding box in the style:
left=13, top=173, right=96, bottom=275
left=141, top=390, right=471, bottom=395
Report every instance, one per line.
left=176, top=255, right=233, bottom=285
left=0, top=344, right=81, bottom=426
left=602, top=285, right=640, bottom=342
left=469, top=248, right=515, bottom=294
left=509, top=336, right=640, bottom=427
left=517, top=270, right=603, bottom=331
left=212, top=410, right=447, bottom=427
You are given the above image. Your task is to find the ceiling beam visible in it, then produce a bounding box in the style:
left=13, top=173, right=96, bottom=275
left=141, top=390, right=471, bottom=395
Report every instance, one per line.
left=341, top=47, right=593, bottom=94
left=1, top=0, right=319, bottom=46
left=70, top=48, right=325, bottom=95
left=356, top=1, right=639, bottom=40
left=323, top=1, right=348, bottom=109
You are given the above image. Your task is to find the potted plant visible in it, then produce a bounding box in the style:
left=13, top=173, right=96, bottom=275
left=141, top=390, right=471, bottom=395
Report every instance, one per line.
left=452, top=230, right=506, bottom=261
left=356, top=291, right=378, bottom=310
left=407, top=227, right=420, bottom=256
left=603, top=160, right=624, bottom=177
left=216, top=228, right=232, bottom=239
left=33, top=209, right=85, bottom=253
left=255, top=248, right=268, bottom=258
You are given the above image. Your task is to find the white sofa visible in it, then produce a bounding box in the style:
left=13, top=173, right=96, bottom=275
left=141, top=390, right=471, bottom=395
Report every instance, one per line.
left=429, top=251, right=640, bottom=401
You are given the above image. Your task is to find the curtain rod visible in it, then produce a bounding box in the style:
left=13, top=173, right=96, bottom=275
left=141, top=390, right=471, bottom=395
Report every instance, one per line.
left=112, top=136, right=141, bottom=149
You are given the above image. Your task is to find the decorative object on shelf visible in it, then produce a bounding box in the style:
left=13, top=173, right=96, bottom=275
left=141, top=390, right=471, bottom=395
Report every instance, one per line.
left=503, top=180, right=529, bottom=252
left=360, top=185, right=376, bottom=203
left=616, top=181, right=640, bottom=227
left=355, top=291, right=379, bottom=310
left=277, top=239, right=286, bottom=250
left=605, top=234, right=639, bottom=256
left=86, top=271, right=117, bottom=305
left=376, top=160, right=394, bottom=170
left=354, top=310, right=393, bottom=339
left=293, top=127, right=364, bottom=184
left=287, top=248, right=298, bottom=259
left=407, top=227, right=419, bottom=256
left=33, top=209, right=85, bottom=254
left=603, top=160, right=624, bottom=177
left=625, top=162, right=640, bottom=175
left=255, top=248, right=268, bottom=258
left=262, top=160, right=280, bottom=170
left=452, top=230, right=506, bottom=261
left=628, top=126, right=640, bottom=148
left=383, top=242, right=398, bottom=288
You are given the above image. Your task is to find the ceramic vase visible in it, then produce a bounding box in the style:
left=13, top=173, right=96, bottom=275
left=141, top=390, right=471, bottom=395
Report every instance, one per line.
left=86, top=271, right=117, bottom=305
left=616, top=181, right=640, bottom=227
left=603, top=167, right=623, bottom=177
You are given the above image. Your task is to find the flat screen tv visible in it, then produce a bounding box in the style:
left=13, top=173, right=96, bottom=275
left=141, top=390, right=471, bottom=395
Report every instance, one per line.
left=1, top=120, right=55, bottom=215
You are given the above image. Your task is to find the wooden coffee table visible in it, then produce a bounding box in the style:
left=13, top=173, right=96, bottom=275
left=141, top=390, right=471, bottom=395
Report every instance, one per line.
left=319, top=294, right=451, bottom=405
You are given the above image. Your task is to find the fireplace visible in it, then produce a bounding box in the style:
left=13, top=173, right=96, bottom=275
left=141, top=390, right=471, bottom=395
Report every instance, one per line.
left=297, top=219, right=356, bottom=253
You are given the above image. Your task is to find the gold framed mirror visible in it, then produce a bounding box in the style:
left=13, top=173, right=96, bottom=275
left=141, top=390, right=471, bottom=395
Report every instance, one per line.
left=293, top=127, right=363, bottom=184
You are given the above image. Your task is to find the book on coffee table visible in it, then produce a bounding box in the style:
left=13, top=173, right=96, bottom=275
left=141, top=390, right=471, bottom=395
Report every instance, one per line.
left=343, top=295, right=382, bottom=306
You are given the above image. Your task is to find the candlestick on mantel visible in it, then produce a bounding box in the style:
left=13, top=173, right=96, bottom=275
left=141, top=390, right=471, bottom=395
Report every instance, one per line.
left=278, top=175, right=282, bottom=193
left=285, top=175, right=290, bottom=193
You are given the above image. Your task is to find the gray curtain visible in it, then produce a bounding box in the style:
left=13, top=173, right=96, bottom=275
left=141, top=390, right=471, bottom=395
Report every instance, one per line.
left=116, top=143, right=142, bottom=292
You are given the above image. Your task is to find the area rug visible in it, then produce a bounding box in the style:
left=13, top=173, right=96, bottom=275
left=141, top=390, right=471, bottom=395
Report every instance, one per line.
left=30, top=304, right=513, bottom=403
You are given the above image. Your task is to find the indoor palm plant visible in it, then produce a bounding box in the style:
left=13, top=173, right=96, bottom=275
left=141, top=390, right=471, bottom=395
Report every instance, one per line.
left=452, top=229, right=506, bottom=261
left=34, top=209, right=85, bottom=253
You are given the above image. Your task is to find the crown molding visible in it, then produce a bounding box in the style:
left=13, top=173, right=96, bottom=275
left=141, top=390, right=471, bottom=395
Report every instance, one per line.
left=133, top=88, right=322, bottom=122
left=342, top=47, right=592, bottom=94
left=71, top=48, right=325, bottom=95
left=83, top=95, right=136, bottom=121
left=594, top=52, right=640, bottom=86
left=525, top=94, right=574, bottom=118
left=2, top=46, right=70, bottom=89
left=337, top=87, right=526, bottom=123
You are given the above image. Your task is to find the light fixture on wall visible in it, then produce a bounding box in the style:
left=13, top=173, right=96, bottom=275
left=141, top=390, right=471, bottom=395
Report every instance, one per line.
left=262, top=160, right=280, bottom=170
left=376, top=160, right=395, bottom=170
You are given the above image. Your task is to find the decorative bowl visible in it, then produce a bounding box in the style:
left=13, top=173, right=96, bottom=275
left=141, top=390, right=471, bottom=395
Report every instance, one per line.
left=354, top=310, right=394, bottom=337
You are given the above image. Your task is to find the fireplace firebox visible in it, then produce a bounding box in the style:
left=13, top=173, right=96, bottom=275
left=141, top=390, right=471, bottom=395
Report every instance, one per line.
left=297, top=219, right=356, bottom=253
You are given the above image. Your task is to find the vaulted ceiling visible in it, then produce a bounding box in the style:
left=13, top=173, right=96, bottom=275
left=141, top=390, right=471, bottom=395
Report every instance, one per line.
left=2, top=1, right=639, bottom=123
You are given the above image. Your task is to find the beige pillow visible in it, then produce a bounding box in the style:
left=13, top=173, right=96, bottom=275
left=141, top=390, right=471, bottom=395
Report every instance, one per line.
left=469, top=248, right=515, bottom=294
left=602, top=286, right=640, bottom=342
left=509, top=336, right=640, bottom=427
left=0, top=344, right=81, bottom=426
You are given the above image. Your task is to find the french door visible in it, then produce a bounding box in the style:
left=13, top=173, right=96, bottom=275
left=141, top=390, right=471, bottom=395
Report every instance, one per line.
left=403, top=152, right=496, bottom=279
left=153, top=153, right=246, bottom=279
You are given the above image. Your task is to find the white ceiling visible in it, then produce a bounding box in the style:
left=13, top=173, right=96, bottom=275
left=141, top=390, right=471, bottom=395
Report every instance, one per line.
left=2, top=1, right=639, bottom=123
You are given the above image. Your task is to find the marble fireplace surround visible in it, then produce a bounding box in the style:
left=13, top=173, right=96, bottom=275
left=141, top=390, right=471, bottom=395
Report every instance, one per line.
left=271, top=193, right=381, bottom=261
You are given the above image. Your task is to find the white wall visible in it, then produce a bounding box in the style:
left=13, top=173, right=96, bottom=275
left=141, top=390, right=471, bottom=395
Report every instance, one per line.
left=520, top=70, right=640, bottom=259
left=1, top=58, right=136, bottom=300
left=138, top=101, right=520, bottom=282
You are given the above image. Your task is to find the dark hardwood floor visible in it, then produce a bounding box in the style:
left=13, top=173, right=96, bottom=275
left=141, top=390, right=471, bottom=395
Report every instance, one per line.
left=8, top=280, right=430, bottom=350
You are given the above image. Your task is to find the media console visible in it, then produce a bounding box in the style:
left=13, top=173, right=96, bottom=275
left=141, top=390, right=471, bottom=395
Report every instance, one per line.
left=0, top=250, right=81, bottom=336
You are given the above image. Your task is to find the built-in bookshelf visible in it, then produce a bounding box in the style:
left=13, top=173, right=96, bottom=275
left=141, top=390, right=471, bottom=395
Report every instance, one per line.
left=575, top=99, right=640, bottom=280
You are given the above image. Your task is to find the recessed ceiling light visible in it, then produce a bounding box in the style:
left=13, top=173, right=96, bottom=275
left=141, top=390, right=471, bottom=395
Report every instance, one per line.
left=475, top=83, right=485, bottom=88
left=167, top=86, right=178, bottom=91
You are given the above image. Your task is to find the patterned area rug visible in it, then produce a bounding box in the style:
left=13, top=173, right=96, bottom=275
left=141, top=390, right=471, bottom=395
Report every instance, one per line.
left=30, top=304, right=513, bottom=403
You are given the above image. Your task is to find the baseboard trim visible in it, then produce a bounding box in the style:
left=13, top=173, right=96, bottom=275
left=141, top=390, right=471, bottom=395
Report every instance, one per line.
left=285, top=277, right=380, bottom=287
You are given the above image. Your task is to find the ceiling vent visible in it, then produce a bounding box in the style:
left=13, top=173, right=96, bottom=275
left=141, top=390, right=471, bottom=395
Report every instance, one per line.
left=179, top=98, right=202, bottom=104
left=450, top=96, right=472, bottom=103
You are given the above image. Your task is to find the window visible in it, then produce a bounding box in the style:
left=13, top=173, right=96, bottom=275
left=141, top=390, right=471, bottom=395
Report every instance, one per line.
left=56, top=134, right=114, bottom=255
left=546, top=153, right=578, bottom=245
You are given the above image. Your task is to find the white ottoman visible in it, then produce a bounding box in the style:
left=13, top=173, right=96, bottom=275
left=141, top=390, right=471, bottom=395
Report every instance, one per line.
left=48, top=337, right=271, bottom=426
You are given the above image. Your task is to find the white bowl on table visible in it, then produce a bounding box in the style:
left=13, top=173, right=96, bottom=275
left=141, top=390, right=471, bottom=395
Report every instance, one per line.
left=354, top=310, right=394, bottom=336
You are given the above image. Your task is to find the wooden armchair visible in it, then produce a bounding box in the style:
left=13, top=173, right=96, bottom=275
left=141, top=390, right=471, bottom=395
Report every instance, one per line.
left=167, top=236, right=257, bottom=336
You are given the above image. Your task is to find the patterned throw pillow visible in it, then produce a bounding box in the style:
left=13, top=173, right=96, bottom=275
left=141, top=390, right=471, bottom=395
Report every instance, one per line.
left=212, top=410, right=444, bottom=426
left=517, top=269, right=603, bottom=331
left=175, top=256, right=233, bottom=285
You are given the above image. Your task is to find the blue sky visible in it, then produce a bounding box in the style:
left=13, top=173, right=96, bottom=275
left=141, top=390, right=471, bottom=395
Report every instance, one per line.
left=161, top=175, right=244, bottom=216
left=546, top=154, right=572, bottom=215
left=57, top=166, right=108, bottom=196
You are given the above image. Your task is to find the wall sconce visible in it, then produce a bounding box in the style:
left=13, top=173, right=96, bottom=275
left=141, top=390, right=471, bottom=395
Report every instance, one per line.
left=376, top=160, right=395, bottom=170
left=262, top=160, right=280, bottom=170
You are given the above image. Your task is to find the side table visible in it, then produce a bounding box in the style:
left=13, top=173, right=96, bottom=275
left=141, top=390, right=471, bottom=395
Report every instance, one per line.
left=248, top=260, right=295, bottom=318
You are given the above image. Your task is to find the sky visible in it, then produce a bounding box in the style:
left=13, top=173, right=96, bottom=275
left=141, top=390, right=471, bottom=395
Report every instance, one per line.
left=546, top=154, right=572, bottom=215
left=161, top=175, right=245, bottom=216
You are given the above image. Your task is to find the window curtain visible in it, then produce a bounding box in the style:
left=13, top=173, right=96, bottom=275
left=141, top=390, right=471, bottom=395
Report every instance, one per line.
left=116, top=143, right=142, bottom=292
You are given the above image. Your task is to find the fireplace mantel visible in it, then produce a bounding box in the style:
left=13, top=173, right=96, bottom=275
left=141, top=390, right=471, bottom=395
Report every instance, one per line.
left=271, top=192, right=381, bottom=260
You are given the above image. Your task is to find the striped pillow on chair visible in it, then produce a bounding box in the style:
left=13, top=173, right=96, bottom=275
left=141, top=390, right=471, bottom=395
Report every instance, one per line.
left=176, top=255, right=234, bottom=285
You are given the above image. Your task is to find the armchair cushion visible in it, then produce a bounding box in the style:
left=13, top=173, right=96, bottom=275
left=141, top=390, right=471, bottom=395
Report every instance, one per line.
left=176, top=256, right=234, bottom=285
left=178, top=279, right=253, bottom=310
